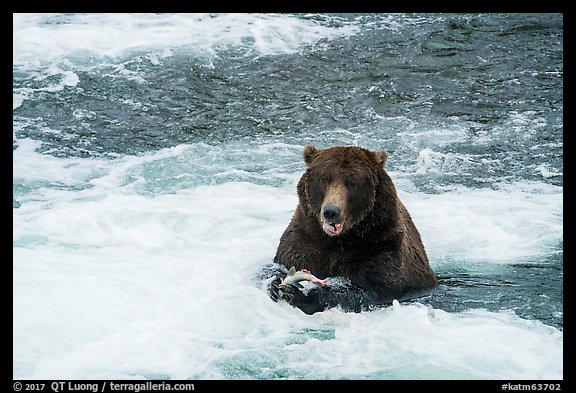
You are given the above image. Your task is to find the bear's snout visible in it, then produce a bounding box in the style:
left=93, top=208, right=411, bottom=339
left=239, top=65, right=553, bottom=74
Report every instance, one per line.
left=319, top=181, right=347, bottom=236
left=322, top=203, right=341, bottom=222
left=321, top=203, right=344, bottom=236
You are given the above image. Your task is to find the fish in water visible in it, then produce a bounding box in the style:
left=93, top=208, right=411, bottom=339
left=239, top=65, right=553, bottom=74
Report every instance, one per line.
left=279, top=266, right=328, bottom=289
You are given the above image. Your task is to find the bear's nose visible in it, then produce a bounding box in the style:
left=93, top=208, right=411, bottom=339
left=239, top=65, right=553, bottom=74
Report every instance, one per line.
left=322, top=204, right=341, bottom=222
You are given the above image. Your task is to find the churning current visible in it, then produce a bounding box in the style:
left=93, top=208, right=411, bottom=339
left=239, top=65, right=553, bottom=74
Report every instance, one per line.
left=13, top=13, right=563, bottom=380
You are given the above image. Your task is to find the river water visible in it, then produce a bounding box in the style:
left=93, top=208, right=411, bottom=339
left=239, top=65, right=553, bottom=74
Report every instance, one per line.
left=13, top=13, right=563, bottom=380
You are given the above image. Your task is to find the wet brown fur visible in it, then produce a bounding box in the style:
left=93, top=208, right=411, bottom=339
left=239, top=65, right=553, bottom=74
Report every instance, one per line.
left=274, top=145, right=438, bottom=302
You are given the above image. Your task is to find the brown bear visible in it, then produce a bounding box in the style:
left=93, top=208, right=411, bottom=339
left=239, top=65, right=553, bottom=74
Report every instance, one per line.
left=268, top=145, right=438, bottom=314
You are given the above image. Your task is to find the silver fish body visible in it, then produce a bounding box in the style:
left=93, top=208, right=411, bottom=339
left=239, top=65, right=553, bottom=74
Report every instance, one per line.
left=279, top=266, right=328, bottom=288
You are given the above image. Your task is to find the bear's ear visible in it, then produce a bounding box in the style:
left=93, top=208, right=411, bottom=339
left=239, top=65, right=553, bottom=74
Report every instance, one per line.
left=303, top=145, right=320, bottom=166
left=374, top=150, right=388, bottom=166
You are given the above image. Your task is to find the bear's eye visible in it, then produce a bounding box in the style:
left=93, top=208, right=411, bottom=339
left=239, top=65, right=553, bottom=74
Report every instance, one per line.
left=345, top=179, right=357, bottom=188
left=320, top=176, right=330, bottom=185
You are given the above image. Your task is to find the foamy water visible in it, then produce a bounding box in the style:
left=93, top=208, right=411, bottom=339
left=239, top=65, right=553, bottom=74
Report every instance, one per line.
left=13, top=139, right=563, bottom=380
left=13, top=13, right=563, bottom=380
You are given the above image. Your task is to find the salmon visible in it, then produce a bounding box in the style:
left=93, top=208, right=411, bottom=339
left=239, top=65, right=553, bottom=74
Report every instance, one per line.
left=279, top=266, right=328, bottom=288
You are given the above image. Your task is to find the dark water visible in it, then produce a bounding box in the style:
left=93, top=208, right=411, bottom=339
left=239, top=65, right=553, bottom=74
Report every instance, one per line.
left=15, top=14, right=563, bottom=178
left=13, top=13, right=563, bottom=379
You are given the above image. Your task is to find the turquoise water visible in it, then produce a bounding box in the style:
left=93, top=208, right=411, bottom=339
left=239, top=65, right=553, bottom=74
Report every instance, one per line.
left=13, top=13, right=562, bottom=380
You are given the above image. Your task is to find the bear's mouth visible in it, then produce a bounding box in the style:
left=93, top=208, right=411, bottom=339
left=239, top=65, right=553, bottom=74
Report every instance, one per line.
left=322, top=220, right=343, bottom=236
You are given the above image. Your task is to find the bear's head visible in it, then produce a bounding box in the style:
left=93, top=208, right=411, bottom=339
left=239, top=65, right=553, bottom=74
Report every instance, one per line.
left=297, top=145, right=392, bottom=237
